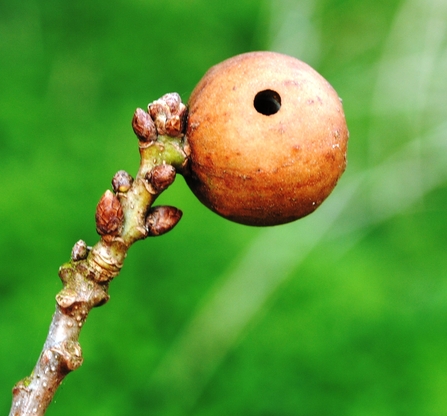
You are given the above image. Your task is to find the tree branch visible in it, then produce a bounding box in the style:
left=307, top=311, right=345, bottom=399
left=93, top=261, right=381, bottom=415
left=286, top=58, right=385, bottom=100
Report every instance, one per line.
left=9, top=93, right=189, bottom=416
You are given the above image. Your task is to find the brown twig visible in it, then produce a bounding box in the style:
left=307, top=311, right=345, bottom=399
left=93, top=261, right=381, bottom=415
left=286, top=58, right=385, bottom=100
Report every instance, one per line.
left=9, top=93, right=189, bottom=416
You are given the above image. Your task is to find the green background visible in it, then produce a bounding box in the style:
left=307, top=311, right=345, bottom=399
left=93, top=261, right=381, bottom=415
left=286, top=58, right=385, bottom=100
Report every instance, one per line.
left=1, top=0, right=447, bottom=414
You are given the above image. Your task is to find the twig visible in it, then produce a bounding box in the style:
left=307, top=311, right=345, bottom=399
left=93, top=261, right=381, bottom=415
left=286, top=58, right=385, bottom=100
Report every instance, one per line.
left=9, top=93, right=189, bottom=416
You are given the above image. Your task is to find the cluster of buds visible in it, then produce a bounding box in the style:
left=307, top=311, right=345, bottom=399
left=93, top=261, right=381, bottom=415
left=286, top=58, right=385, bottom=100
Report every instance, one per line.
left=132, top=93, right=187, bottom=142
left=149, top=92, right=187, bottom=137
left=94, top=93, right=188, bottom=243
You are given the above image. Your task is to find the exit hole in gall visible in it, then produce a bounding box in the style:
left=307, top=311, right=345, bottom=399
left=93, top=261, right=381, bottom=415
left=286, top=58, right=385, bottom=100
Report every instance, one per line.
left=254, top=90, right=281, bottom=115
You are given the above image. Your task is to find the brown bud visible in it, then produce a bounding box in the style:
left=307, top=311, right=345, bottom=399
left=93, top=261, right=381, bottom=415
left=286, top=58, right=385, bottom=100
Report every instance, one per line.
left=146, top=206, right=182, bottom=236
left=147, top=164, right=176, bottom=193
left=95, top=190, right=124, bottom=238
left=161, top=92, right=182, bottom=113
left=148, top=101, right=169, bottom=135
left=112, top=170, right=134, bottom=193
left=165, top=114, right=184, bottom=137
left=71, top=239, right=88, bottom=261
left=132, top=108, right=157, bottom=142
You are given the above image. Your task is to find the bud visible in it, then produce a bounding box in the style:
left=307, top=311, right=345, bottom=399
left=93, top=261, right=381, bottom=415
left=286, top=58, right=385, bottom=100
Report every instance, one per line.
left=147, top=164, right=176, bottom=193
left=112, top=170, right=134, bottom=193
left=161, top=92, right=182, bottom=113
left=148, top=100, right=170, bottom=135
left=95, top=190, right=124, bottom=239
left=71, top=240, right=88, bottom=261
left=132, top=108, right=157, bottom=142
left=146, top=206, right=182, bottom=237
left=165, top=114, right=184, bottom=137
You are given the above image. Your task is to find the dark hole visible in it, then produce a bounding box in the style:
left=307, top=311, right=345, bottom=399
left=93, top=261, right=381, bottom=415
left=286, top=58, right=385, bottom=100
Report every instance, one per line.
left=254, top=89, right=281, bottom=115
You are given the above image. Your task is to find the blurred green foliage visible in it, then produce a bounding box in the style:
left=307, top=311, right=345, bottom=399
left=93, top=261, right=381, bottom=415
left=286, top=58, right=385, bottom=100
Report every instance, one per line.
left=1, top=0, right=447, bottom=415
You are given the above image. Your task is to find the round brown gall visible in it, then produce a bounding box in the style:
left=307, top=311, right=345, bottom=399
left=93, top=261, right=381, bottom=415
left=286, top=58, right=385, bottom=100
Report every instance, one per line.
left=185, top=51, right=349, bottom=226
